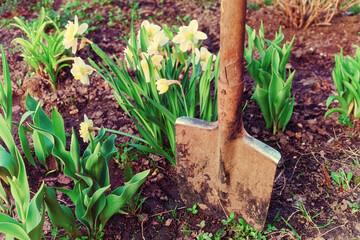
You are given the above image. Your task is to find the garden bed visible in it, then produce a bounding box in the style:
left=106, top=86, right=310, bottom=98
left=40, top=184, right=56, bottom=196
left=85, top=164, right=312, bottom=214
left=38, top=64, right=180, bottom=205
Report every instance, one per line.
left=1, top=0, right=360, bottom=239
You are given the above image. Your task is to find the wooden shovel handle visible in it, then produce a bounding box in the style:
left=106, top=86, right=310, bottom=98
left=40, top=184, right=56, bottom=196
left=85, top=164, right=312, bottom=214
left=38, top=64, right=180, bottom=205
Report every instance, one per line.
left=219, top=0, right=247, bottom=140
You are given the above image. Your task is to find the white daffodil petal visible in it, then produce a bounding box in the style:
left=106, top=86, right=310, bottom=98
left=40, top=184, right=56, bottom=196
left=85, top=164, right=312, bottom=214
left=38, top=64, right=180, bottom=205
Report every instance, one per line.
left=77, top=23, right=88, bottom=35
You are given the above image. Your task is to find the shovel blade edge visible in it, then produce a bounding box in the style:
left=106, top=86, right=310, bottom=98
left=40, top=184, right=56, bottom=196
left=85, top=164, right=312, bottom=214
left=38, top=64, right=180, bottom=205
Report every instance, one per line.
left=175, top=116, right=221, bottom=212
left=218, top=132, right=280, bottom=230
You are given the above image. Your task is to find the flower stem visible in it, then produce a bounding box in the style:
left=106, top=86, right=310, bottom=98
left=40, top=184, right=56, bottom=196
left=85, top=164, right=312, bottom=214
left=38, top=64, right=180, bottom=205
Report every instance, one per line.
left=180, top=86, right=189, bottom=117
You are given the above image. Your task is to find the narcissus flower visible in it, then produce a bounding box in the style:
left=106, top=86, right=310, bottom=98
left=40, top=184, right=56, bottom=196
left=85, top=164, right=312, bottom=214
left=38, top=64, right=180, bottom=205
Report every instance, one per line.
left=140, top=54, right=163, bottom=82
left=172, top=20, right=207, bottom=52
left=195, top=47, right=216, bottom=70
left=147, top=30, right=169, bottom=55
left=63, top=16, right=88, bottom=54
left=71, top=57, right=94, bottom=85
left=140, top=20, right=161, bottom=42
left=156, top=79, right=181, bottom=94
left=124, top=44, right=134, bottom=68
left=79, top=114, right=96, bottom=143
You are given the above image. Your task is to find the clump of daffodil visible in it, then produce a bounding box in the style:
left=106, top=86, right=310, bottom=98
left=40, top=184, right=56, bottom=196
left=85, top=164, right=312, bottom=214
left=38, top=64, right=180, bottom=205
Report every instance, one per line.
left=156, top=78, right=181, bottom=94
left=63, top=15, right=88, bottom=54
left=79, top=114, right=97, bottom=143
left=140, top=53, right=163, bottom=82
left=195, top=47, right=216, bottom=70
left=71, top=57, right=94, bottom=85
left=172, top=20, right=207, bottom=52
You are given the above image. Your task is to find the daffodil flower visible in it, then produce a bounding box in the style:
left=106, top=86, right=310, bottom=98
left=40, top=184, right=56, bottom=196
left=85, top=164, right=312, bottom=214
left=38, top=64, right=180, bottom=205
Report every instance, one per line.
left=140, top=54, right=163, bottom=82
left=172, top=20, right=207, bottom=52
left=195, top=47, right=216, bottom=70
left=63, top=16, right=88, bottom=54
left=147, top=30, right=169, bottom=55
left=124, top=44, right=134, bottom=68
left=139, top=20, right=161, bottom=42
left=71, top=57, right=94, bottom=85
left=156, top=79, right=181, bottom=94
left=79, top=114, right=96, bottom=143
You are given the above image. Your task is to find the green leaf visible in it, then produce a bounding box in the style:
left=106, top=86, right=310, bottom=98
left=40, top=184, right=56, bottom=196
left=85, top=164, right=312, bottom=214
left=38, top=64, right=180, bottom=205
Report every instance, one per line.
left=0, top=145, right=18, bottom=182
left=26, top=182, right=45, bottom=240
left=84, top=143, right=106, bottom=185
left=253, top=86, right=271, bottom=129
left=32, top=130, right=48, bottom=169
left=0, top=213, right=30, bottom=240
left=44, top=187, right=80, bottom=237
left=29, top=124, right=77, bottom=179
left=99, top=169, right=150, bottom=229
left=0, top=46, right=12, bottom=130
left=7, top=150, right=30, bottom=223
left=18, top=111, right=36, bottom=167
left=70, top=128, right=80, bottom=172
left=331, top=172, right=340, bottom=185
left=0, top=181, right=8, bottom=204
left=51, top=108, right=66, bottom=146
left=0, top=113, right=16, bottom=156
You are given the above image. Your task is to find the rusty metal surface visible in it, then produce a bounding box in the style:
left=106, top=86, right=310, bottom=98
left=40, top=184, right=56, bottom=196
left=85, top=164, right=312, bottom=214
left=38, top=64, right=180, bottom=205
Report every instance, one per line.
left=175, top=0, right=281, bottom=230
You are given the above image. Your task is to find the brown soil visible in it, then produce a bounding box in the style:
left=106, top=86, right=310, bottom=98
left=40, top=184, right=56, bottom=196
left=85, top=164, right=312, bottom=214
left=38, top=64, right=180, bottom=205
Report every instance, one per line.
left=1, top=0, right=360, bottom=239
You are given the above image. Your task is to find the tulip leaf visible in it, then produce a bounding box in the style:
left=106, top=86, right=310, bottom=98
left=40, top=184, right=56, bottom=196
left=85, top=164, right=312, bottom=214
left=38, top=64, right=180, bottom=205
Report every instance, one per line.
left=99, top=169, right=150, bottom=230
left=26, top=182, right=45, bottom=240
left=44, top=187, right=80, bottom=237
left=51, top=107, right=66, bottom=146
left=0, top=213, right=30, bottom=240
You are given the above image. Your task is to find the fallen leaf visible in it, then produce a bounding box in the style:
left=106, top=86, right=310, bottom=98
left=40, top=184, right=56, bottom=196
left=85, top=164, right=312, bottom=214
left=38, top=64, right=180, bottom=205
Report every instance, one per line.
left=322, top=164, right=331, bottom=187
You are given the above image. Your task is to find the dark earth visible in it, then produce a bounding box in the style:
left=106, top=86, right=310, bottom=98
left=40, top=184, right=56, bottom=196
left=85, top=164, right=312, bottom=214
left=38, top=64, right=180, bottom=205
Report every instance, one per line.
left=1, top=0, right=360, bottom=239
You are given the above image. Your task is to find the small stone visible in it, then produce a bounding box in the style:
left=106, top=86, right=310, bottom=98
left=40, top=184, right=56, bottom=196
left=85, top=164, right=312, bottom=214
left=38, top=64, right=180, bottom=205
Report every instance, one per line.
left=340, top=203, right=348, bottom=211
left=160, top=196, right=168, bottom=201
left=16, top=88, right=25, bottom=96
left=286, top=130, right=294, bottom=137
left=57, top=174, right=72, bottom=185
left=50, top=93, right=58, bottom=102
left=307, top=119, right=317, bottom=125
left=164, top=218, right=172, bottom=227
left=69, top=109, right=79, bottom=115
left=297, top=123, right=303, bottom=128
left=251, top=127, right=260, bottom=134
left=313, top=82, right=321, bottom=90
left=355, top=223, right=360, bottom=232
left=94, top=111, right=103, bottom=118
left=13, top=105, right=21, bottom=112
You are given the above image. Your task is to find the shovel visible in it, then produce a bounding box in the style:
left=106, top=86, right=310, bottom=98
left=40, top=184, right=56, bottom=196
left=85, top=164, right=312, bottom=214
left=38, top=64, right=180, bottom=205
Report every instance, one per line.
left=175, top=0, right=281, bottom=230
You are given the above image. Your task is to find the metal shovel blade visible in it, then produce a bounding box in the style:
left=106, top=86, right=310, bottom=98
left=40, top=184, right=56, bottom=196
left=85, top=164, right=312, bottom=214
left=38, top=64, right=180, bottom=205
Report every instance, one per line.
left=175, top=0, right=281, bottom=230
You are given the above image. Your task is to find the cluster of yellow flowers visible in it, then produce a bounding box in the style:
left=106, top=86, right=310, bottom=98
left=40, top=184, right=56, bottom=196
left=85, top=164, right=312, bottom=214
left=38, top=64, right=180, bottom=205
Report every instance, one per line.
left=124, top=19, right=216, bottom=95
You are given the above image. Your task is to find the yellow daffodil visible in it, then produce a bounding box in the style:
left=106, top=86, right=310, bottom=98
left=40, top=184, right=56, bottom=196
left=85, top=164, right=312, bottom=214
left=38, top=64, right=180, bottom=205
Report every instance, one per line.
left=79, top=114, right=96, bottom=143
left=156, top=79, right=181, bottom=94
left=195, top=47, right=216, bottom=70
left=63, top=16, right=88, bottom=54
left=140, top=54, right=163, bottom=82
left=172, top=20, right=207, bottom=52
left=147, top=30, right=169, bottom=55
left=70, top=57, right=94, bottom=85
